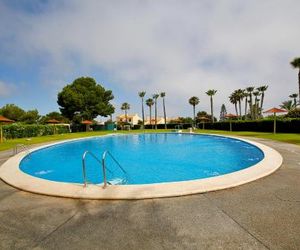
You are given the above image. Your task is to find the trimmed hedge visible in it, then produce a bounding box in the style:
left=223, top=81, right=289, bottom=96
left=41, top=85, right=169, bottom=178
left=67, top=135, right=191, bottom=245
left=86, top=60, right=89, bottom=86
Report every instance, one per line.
left=140, top=119, right=300, bottom=133
left=2, top=124, right=70, bottom=139
left=144, top=123, right=193, bottom=129
left=201, top=119, right=300, bottom=133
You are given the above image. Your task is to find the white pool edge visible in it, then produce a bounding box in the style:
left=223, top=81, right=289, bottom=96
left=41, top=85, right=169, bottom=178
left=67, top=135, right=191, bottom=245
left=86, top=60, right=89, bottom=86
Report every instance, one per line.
left=0, top=133, right=283, bottom=199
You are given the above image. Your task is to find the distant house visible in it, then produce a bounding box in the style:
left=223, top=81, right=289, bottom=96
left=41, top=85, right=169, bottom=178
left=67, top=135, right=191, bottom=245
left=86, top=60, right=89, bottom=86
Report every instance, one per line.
left=145, top=117, right=169, bottom=125
left=116, top=114, right=141, bottom=125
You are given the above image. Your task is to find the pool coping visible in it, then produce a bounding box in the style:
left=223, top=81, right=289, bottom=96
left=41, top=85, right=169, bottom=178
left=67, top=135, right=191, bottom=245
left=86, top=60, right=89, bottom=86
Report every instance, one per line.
left=0, top=133, right=283, bottom=200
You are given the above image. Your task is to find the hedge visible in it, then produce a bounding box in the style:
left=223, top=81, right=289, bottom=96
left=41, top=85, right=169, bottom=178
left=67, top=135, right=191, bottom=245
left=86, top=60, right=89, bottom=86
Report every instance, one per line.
left=2, top=124, right=70, bottom=139
left=138, top=119, right=300, bottom=133
left=201, top=119, right=300, bottom=133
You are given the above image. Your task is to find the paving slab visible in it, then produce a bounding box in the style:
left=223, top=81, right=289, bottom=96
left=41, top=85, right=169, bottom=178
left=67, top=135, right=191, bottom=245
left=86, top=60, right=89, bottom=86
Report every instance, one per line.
left=0, top=137, right=299, bottom=249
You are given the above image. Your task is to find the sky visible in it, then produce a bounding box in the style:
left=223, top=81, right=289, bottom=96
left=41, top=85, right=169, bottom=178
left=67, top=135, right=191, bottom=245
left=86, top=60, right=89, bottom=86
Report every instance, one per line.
left=0, top=0, right=299, bottom=120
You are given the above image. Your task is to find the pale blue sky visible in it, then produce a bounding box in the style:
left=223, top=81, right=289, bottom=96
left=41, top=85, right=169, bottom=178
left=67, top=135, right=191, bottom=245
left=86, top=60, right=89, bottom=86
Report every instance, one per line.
left=0, top=0, right=299, bottom=120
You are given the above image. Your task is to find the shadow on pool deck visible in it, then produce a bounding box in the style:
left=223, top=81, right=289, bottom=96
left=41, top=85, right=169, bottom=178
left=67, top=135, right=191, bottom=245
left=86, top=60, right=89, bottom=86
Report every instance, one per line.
left=0, top=137, right=299, bottom=249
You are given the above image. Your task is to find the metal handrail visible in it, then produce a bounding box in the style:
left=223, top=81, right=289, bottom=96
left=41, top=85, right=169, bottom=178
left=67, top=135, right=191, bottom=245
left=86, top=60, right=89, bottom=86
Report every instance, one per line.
left=102, top=150, right=127, bottom=188
left=102, top=150, right=127, bottom=174
left=82, top=151, right=112, bottom=188
left=82, top=150, right=126, bottom=188
left=13, top=144, right=30, bottom=155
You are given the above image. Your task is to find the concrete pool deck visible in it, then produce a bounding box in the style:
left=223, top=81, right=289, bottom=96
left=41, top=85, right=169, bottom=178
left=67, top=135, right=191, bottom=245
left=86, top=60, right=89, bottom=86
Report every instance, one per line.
left=0, top=137, right=299, bottom=249
left=0, top=134, right=283, bottom=199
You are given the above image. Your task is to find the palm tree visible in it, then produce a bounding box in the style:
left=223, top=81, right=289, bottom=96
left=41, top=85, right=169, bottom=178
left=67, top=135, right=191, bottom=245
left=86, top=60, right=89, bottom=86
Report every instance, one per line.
left=243, top=91, right=249, bottom=119
left=236, top=89, right=244, bottom=119
left=280, top=100, right=293, bottom=111
left=289, top=93, right=298, bottom=108
left=290, top=57, right=300, bottom=104
left=252, top=91, right=260, bottom=119
left=160, top=92, right=167, bottom=129
left=229, top=92, right=238, bottom=116
left=146, top=98, right=154, bottom=128
left=138, top=91, right=146, bottom=128
left=205, top=89, right=217, bottom=123
left=121, top=102, right=130, bottom=122
left=152, top=94, right=159, bottom=129
left=188, top=96, right=199, bottom=127
left=246, top=87, right=255, bottom=119
left=257, top=85, right=268, bottom=114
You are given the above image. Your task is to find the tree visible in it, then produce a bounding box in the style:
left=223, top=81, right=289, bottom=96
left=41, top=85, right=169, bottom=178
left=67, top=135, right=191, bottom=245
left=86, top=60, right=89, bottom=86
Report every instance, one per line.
left=280, top=100, right=293, bottom=111
left=188, top=96, right=199, bottom=127
left=285, top=107, right=300, bottom=118
left=257, top=85, right=268, bottom=114
left=146, top=98, right=154, bottom=128
left=289, top=93, right=298, bottom=108
left=236, top=89, right=244, bottom=119
left=243, top=91, right=249, bottom=119
left=160, top=92, right=167, bottom=129
left=21, top=109, right=40, bottom=124
left=229, top=92, right=238, bottom=116
left=252, top=91, right=261, bottom=119
left=138, top=91, right=146, bottom=128
left=205, top=89, right=217, bottom=123
left=220, top=104, right=227, bottom=121
left=246, top=87, right=255, bottom=119
left=121, top=103, right=130, bottom=122
left=0, top=104, right=25, bottom=121
left=152, top=94, right=159, bottom=129
left=290, top=57, right=300, bottom=104
left=57, top=77, right=114, bottom=122
left=40, top=111, right=69, bottom=124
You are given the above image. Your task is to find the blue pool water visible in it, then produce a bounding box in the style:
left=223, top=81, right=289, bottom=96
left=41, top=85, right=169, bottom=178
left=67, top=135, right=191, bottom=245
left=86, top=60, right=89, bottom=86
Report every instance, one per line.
left=20, top=133, right=264, bottom=185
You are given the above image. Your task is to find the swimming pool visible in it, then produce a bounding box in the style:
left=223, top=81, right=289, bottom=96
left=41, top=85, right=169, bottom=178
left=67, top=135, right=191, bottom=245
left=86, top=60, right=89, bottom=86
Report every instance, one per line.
left=20, top=133, right=264, bottom=185
left=0, top=133, right=282, bottom=199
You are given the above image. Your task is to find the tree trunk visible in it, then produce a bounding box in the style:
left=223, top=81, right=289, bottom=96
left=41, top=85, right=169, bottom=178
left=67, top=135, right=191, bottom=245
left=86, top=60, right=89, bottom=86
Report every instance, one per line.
left=260, top=92, right=264, bottom=115
left=238, top=100, right=242, bottom=119
left=249, top=94, right=253, bottom=119
left=234, top=103, right=238, bottom=116
left=154, top=100, right=157, bottom=130
left=244, top=96, right=248, bottom=119
left=193, top=105, right=196, bottom=127
left=149, top=107, right=152, bottom=129
left=298, top=69, right=300, bottom=105
left=141, top=98, right=145, bottom=128
left=210, top=96, right=214, bottom=123
left=254, top=98, right=258, bottom=120
left=125, top=110, right=128, bottom=122
left=163, top=98, right=167, bottom=129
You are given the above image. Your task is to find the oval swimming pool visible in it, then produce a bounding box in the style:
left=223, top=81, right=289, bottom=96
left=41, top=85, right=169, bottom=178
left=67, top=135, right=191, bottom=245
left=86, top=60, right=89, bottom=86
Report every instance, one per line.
left=20, top=133, right=264, bottom=185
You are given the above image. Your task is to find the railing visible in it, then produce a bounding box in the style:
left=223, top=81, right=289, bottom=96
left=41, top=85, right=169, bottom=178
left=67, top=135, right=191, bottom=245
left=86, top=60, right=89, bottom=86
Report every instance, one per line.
left=13, top=144, right=30, bottom=155
left=82, top=150, right=126, bottom=188
left=102, top=150, right=127, bottom=188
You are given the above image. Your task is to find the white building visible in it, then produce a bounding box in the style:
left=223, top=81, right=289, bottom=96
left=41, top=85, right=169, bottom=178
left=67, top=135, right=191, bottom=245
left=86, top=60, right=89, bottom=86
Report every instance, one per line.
left=116, top=114, right=142, bottom=125
left=145, top=117, right=169, bottom=125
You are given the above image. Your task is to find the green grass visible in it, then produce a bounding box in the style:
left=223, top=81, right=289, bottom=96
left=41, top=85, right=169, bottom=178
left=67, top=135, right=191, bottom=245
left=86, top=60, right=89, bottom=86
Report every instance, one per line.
left=0, top=129, right=299, bottom=152
left=0, top=129, right=168, bottom=151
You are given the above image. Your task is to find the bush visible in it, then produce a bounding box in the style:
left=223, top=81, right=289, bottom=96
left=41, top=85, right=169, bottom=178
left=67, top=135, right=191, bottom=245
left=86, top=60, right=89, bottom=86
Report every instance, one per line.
left=2, top=124, right=70, bottom=139
left=202, top=119, right=300, bottom=133
left=144, top=123, right=193, bottom=129
left=140, top=119, right=300, bottom=133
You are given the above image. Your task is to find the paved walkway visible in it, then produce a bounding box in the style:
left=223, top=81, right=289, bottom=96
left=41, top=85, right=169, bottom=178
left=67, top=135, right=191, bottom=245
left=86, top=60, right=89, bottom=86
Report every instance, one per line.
left=0, top=138, right=299, bottom=249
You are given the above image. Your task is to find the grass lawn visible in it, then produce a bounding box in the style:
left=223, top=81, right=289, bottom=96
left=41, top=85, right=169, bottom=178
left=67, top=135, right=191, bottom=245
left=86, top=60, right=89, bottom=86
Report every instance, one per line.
left=0, top=129, right=299, bottom=152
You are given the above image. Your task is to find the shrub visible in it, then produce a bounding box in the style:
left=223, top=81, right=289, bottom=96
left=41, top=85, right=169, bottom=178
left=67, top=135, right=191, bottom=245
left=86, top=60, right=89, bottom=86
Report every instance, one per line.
left=202, top=119, right=300, bottom=133
left=2, top=124, right=70, bottom=139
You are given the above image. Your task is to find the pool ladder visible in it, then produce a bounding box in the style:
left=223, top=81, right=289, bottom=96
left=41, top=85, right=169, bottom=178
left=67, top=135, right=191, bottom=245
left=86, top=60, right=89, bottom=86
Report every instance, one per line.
left=82, top=150, right=127, bottom=188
